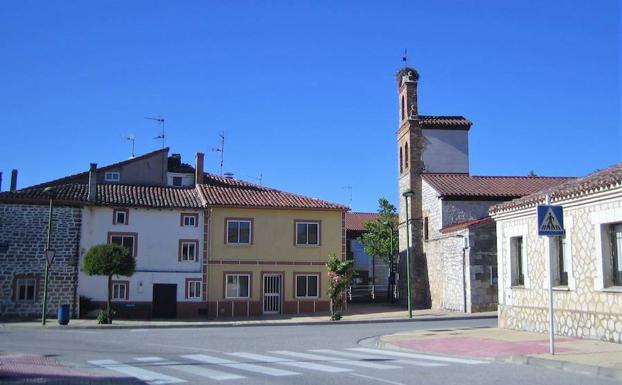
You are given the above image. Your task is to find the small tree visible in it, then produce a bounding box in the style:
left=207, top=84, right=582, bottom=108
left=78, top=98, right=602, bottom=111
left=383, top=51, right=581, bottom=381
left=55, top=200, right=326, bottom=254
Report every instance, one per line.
left=82, top=244, right=135, bottom=324
left=326, top=253, right=356, bottom=320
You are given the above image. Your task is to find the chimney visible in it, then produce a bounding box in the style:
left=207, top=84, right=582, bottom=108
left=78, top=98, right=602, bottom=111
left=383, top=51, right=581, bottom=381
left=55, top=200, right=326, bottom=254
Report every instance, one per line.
left=195, top=152, right=204, bottom=185
left=10, top=169, right=18, bottom=192
left=88, top=163, right=97, bottom=202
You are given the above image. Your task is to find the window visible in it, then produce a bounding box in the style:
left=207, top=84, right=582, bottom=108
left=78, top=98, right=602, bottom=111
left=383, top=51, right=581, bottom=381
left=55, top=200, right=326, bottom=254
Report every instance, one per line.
left=225, top=274, right=250, bottom=298
left=108, top=233, right=137, bottom=257
left=510, top=236, right=525, bottom=286
left=179, top=240, right=198, bottom=262
left=404, top=141, right=409, bottom=169
left=401, top=95, right=405, bottom=121
left=172, top=176, right=182, bottom=187
left=16, top=278, right=36, bottom=302
left=296, top=274, right=319, bottom=298
left=296, top=221, right=320, bottom=246
left=553, top=236, right=569, bottom=286
left=226, top=219, right=252, bottom=245
left=113, top=209, right=128, bottom=225
left=399, top=146, right=403, bottom=173
left=104, top=172, right=120, bottom=182
left=112, top=281, right=128, bottom=300
left=181, top=213, right=198, bottom=227
left=423, top=216, right=429, bottom=241
left=609, top=223, right=622, bottom=286
left=186, top=280, right=201, bottom=299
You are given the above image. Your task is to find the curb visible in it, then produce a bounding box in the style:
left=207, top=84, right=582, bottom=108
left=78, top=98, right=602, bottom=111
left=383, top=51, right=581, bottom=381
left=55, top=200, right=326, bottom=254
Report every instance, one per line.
left=363, top=335, right=622, bottom=381
left=0, top=314, right=497, bottom=330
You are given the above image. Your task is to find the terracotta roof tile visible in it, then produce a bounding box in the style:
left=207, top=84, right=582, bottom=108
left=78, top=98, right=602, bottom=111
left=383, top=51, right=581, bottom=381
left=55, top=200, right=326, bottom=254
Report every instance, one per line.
left=423, top=174, right=572, bottom=200
left=490, top=162, right=622, bottom=215
left=197, top=174, right=348, bottom=211
left=345, top=212, right=380, bottom=231
left=419, top=115, right=472, bottom=129
left=0, top=183, right=202, bottom=209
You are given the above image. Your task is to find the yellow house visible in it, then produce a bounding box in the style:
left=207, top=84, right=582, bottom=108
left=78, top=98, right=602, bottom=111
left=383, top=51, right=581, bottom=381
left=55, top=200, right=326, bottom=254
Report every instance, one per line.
left=197, top=175, right=347, bottom=317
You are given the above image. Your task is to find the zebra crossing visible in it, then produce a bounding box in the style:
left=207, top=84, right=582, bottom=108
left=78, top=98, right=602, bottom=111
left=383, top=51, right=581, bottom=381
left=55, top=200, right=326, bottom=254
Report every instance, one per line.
left=89, top=347, right=487, bottom=384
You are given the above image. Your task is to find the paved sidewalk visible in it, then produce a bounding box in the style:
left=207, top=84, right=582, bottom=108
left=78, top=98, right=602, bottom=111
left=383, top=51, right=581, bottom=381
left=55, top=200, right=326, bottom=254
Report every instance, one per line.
left=0, top=304, right=496, bottom=330
left=374, top=326, right=622, bottom=380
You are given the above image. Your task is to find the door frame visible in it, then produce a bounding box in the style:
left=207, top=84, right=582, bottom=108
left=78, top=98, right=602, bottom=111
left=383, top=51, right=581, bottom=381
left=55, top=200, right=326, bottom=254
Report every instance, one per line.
left=261, top=272, right=283, bottom=315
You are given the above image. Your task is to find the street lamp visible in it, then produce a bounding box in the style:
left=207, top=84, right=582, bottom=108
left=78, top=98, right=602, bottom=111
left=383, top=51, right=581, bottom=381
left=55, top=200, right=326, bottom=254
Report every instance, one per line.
left=402, top=189, right=415, bottom=319
left=41, top=187, right=56, bottom=325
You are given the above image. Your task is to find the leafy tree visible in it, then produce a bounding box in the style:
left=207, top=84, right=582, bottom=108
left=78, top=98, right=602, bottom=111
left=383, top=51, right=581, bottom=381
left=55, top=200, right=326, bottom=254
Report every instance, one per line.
left=326, top=253, right=356, bottom=320
left=82, top=244, right=135, bottom=324
left=360, top=197, right=399, bottom=266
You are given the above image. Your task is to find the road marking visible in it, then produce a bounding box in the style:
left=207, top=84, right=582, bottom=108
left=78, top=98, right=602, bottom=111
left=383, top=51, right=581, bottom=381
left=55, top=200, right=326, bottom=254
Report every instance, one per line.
left=181, top=354, right=300, bottom=377
left=130, top=329, right=151, bottom=332
left=349, top=348, right=488, bottom=365
left=230, top=352, right=351, bottom=373
left=134, top=356, right=245, bottom=381
left=310, top=349, right=445, bottom=367
left=270, top=350, right=401, bottom=369
left=349, top=372, right=407, bottom=385
left=89, top=359, right=186, bottom=384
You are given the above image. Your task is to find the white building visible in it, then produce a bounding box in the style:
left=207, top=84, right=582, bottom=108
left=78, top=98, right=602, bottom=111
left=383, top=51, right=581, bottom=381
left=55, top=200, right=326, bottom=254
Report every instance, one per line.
left=491, top=162, right=622, bottom=343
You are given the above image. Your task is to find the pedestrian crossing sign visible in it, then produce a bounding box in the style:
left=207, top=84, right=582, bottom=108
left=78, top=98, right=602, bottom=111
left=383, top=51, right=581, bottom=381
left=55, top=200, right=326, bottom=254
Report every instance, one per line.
left=537, top=205, right=564, bottom=236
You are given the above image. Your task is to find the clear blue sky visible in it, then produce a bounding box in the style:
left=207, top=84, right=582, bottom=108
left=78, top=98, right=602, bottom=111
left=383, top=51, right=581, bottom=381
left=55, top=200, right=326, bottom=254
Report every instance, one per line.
left=1, top=1, right=619, bottom=212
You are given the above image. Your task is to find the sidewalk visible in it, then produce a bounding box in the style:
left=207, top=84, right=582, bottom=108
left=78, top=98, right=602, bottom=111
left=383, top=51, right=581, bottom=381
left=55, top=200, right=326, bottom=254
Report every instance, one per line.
left=0, top=303, right=496, bottom=330
left=372, top=326, right=622, bottom=380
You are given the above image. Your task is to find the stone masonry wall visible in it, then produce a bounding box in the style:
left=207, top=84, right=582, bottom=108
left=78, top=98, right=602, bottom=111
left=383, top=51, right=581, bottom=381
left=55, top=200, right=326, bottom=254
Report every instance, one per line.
left=442, top=200, right=501, bottom=228
left=467, top=221, right=497, bottom=312
left=421, top=181, right=444, bottom=310
left=497, top=194, right=622, bottom=343
left=0, top=203, right=81, bottom=319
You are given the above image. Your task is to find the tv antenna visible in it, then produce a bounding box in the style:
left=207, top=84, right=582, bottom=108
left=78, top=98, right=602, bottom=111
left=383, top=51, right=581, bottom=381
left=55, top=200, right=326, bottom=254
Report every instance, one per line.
left=124, top=134, right=136, bottom=158
left=145, top=115, right=165, bottom=148
left=209, top=131, right=225, bottom=175
left=246, top=173, right=263, bottom=186
left=342, top=185, right=353, bottom=205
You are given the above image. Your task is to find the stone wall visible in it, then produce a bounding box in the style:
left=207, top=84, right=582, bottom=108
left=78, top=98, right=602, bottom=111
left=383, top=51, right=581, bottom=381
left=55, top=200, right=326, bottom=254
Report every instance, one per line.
left=0, top=203, right=81, bottom=319
left=467, top=221, right=497, bottom=312
left=496, top=192, right=622, bottom=343
left=442, top=200, right=501, bottom=228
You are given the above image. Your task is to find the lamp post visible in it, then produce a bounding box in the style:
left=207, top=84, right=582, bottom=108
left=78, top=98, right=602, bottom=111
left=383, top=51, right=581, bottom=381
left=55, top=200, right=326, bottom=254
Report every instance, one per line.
left=402, top=189, right=415, bottom=319
left=41, top=187, right=56, bottom=325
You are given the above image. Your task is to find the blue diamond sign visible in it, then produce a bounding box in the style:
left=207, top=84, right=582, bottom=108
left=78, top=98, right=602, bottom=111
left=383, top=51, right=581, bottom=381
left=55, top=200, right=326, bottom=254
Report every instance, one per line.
left=537, top=205, right=564, bottom=236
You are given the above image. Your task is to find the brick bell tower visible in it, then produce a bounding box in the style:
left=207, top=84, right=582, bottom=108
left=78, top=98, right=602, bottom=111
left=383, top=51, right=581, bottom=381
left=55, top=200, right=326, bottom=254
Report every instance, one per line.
left=396, top=67, right=431, bottom=309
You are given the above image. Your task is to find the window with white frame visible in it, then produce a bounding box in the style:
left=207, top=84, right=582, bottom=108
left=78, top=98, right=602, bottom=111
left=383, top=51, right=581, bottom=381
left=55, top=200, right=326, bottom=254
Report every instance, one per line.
left=295, top=221, right=320, bottom=246
left=296, top=274, right=319, bottom=298
left=113, top=209, right=128, bottom=225
left=607, top=223, right=622, bottom=287
left=16, top=278, right=36, bottom=302
left=225, top=274, right=250, bottom=298
left=179, top=240, right=198, bottom=262
left=187, top=280, right=201, bottom=299
left=510, top=236, right=525, bottom=286
left=104, top=172, right=120, bottom=182
left=553, top=236, right=570, bottom=286
left=112, top=282, right=128, bottom=300
left=226, top=220, right=252, bottom=245
left=109, top=234, right=136, bottom=257
left=181, top=213, right=197, bottom=227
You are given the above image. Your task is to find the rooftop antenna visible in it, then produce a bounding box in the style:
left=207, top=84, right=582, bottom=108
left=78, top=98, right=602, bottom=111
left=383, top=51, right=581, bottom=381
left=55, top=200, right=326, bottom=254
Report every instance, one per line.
left=125, top=134, right=136, bottom=158
left=209, top=131, right=225, bottom=175
left=342, top=185, right=352, bottom=205
left=145, top=115, right=165, bottom=148
left=246, top=173, right=263, bottom=186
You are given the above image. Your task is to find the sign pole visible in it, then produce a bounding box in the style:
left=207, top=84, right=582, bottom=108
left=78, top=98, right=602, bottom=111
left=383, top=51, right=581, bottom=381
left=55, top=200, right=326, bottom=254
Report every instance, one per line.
left=545, top=194, right=555, bottom=355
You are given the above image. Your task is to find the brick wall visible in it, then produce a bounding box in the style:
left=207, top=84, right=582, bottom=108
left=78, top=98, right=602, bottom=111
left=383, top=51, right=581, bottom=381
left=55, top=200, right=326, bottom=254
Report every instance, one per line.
left=0, top=203, right=81, bottom=319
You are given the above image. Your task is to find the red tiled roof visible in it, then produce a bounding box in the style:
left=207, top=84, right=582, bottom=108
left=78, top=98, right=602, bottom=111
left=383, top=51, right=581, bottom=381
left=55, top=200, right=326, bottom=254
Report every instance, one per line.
left=423, top=174, right=572, bottom=199
left=419, top=115, right=472, bottom=129
left=0, top=183, right=202, bottom=209
left=197, top=174, right=348, bottom=211
left=490, top=162, right=622, bottom=215
left=27, top=148, right=169, bottom=189
left=439, top=216, right=494, bottom=234
left=345, top=212, right=380, bottom=231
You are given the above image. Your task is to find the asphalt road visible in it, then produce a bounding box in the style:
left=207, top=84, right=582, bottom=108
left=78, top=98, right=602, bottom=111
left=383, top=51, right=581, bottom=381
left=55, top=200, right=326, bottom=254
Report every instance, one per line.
left=1, top=318, right=617, bottom=385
